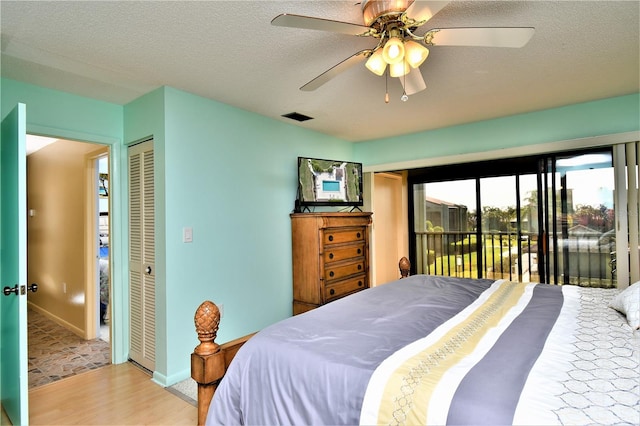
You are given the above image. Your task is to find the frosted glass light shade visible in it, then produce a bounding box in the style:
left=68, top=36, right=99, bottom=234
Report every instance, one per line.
left=389, top=60, right=410, bottom=77
left=404, top=41, right=429, bottom=68
left=365, top=49, right=387, bottom=76
left=382, top=37, right=405, bottom=64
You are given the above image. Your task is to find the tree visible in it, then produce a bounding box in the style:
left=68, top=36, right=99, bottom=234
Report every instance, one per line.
left=467, top=210, right=477, bottom=231
left=574, top=204, right=612, bottom=232
left=482, top=206, right=511, bottom=232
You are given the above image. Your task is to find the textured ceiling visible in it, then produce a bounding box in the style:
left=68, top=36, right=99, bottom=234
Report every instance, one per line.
left=1, top=1, right=638, bottom=142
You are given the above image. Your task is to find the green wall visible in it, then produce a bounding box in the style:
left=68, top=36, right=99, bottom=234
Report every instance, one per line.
left=124, top=86, right=354, bottom=385
left=354, top=93, right=640, bottom=166
left=122, top=87, right=167, bottom=378
left=2, top=77, right=355, bottom=386
left=3, top=76, right=640, bottom=387
left=1, top=78, right=122, bottom=145
left=1, top=78, right=129, bottom=364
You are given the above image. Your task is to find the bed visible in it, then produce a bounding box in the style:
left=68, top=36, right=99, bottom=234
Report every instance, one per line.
left=191, top=259, right=640, bottom=425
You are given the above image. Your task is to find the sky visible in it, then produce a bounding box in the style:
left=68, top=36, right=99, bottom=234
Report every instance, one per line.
left=424, top=168, right=615, bottom=211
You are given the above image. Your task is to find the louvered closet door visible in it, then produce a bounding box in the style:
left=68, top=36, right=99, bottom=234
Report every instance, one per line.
left=128, top=139, right=155, bottom=371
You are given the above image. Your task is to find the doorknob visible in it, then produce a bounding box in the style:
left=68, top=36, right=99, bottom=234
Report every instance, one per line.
left=3, top=285, right=19, bottom=296
left=3, top=284, right=38, bottom=296
left=145, top=266, right=152, bottom=275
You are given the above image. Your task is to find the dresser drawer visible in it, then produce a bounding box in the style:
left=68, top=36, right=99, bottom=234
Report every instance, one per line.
left=323, top=227, right=366, bottom=245
left=323, top=243, right=365, bottom=263
left=324, top=260, right=365, bottom=281
left=324, top=275, right=367, bottom=302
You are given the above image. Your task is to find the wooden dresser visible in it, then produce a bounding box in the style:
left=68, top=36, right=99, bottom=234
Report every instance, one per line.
left=291, top=212, right=372, bottom=315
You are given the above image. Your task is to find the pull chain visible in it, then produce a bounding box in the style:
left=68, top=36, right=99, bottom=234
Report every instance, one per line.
left=385, top=68, right=390, bottom=104
left=401, top=68, right=408, bottom=102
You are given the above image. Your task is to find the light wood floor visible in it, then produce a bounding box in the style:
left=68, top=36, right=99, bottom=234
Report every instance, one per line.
left=28, top=362, right=197, bottom=425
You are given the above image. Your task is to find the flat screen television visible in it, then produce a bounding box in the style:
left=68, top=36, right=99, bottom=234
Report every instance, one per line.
left=296, top=156, right=363, bottom=211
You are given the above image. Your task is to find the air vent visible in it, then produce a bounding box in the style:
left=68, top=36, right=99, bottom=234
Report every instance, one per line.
left=282, top=112, right=314, bottom=122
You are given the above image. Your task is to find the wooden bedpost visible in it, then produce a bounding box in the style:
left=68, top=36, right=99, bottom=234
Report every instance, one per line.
left=191, top=301, right=225, bottom=426
left=399, top=256, right=411, bottom=278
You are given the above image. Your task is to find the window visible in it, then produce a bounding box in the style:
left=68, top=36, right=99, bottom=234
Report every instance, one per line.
left=408, top=147, right=616, bottom=287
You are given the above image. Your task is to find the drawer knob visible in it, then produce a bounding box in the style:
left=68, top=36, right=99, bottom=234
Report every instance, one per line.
left=356, top=232, right=361, bottom=238
left=330, top=289, right=335, bottom=295
left=329, top=271, right=334, bottom=277
left=358, top=264, right=362, bottom=270
left=328, top=235, right=334, bottom=242
left=357, top=248, right=361, bottom=254
left=358, top=281, right=363, bottom=287
left=329, top=253, right=334, bottom=259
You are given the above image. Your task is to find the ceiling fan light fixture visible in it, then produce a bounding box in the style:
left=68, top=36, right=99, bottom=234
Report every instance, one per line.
left=361, top=0, right=411, bottom=27
left=382, top=33, right=405, bottom=64
left=389, top=59, right=410, bottom=78
left=272, top=1, right=535, bottom=100
left=365, top=49, right=387, bottom=76
left=404, top=40, right=429, bottom=68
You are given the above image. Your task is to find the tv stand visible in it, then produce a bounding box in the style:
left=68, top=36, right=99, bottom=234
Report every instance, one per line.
left=349, top=206, right=363, bottom=212
left=293, top=199, right=312, bottom=213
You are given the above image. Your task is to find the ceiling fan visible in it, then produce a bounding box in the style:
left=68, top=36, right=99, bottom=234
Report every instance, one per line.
left=271, top=0, right=535, bottom=101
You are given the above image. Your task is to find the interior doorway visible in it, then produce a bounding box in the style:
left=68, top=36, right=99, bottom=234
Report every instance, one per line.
left=25, top=135, right=112, bottom=388
left=372, top=172, right=407, bottom=285
left=97, top=153, right=110, bottom=341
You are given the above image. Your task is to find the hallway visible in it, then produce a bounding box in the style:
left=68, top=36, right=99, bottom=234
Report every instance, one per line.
left=28, top=308, right=110, bottom=388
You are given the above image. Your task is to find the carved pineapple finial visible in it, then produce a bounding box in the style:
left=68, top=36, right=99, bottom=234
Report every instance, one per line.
left=399, top=256, right=411, bottom=278
left=194, top=300, right=220, bottom=356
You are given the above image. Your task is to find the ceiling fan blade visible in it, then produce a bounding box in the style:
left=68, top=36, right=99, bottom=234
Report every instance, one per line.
left=300, top=50, right=370, bottom=91
left=426, top=27, right=535, bottom=48
left=271, top=14, right=373, bottom=36
left=403, top=1, right=450, bottom=26
left=399, top=68, right=427, bottom=95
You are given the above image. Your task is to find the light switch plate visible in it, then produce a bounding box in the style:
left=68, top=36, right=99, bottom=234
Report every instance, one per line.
left=183, top=227, right=193, bottom=243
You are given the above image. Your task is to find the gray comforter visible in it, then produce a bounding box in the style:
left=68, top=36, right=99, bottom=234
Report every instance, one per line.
left=207, top=275, right=498, bottom=425
left=206, top=275, right=640, bottom=425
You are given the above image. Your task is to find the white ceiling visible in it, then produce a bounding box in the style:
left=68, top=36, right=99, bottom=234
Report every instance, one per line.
left=1, top=1, right=638, bottom=142
left=25, top=134, right=57, bottom=155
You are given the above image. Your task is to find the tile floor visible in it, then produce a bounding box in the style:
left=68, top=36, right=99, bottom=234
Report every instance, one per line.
left=28, top=309, right=111, bottom=388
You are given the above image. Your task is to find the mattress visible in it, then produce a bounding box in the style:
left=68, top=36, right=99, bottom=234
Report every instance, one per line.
left=206, top=275, right=639, bottom=425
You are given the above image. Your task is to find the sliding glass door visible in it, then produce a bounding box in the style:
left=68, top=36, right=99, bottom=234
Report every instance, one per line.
left=413, top=178, right=476, bottom=277
left=409, top=148, right=616, bottom=287
left=545, top=151, right=615, bottom=286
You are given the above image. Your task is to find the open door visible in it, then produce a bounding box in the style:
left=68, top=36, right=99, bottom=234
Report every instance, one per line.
left=1, top=103, right=30, bottom=424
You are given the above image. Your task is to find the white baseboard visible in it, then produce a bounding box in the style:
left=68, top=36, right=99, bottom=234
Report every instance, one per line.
left=27, top=301, right=85, bottom=338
